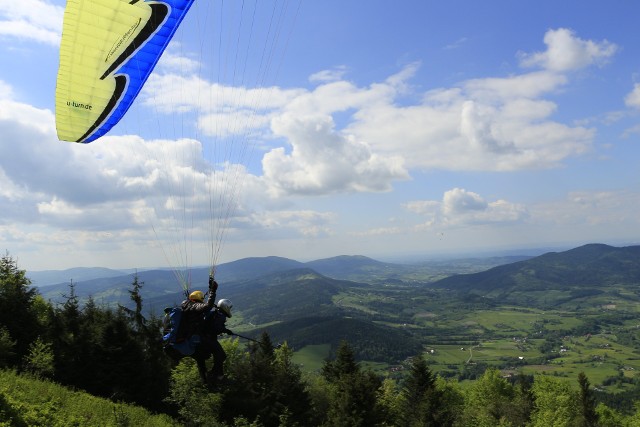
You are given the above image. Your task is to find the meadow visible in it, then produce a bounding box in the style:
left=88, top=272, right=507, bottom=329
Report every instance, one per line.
left=0, top=370, right=177, bottom=426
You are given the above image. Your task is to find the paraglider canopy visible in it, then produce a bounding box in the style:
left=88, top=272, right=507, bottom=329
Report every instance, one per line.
left=55, top=0, right=301, bottom=293
left=56, top=0, right=195, bottom=143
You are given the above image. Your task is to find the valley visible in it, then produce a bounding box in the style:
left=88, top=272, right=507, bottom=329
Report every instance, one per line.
left=32, top=243, right=640, bottom=397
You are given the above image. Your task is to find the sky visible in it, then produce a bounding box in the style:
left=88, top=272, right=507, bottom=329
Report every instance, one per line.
left=1, top=0, right=640, bottom=272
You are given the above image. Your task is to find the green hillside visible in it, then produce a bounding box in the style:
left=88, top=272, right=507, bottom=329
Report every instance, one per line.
left=429, top=244, right=640, bottom=307
left=8, top=246, right=640, bottom=424
left=227, top=268, right=360, bottom=321
left=260, top=316, right=423, bottom=363
left=28, top=244, right=640, bottom=395
left=0, top=370, right=177, bottom=426
left=225, top=269, right=423, bottom=363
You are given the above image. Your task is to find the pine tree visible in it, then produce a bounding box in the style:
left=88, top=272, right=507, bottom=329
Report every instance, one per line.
left=54, top=280, right=83, bottom=385
left=399, top=355, right=443, bottom=427
left=321, top=340, right=384, bottom=427
left=221, top=332, right=313, bottom=427
left=0, top=253, right=40, bottom=363
left=120, top=273, right=145, bottom=332
left=272, top=342, right=312, bottom=426
left=322, top=339, right=358, bottom=383
left=578, top=372, right=599, bottom=427
left=506, top=372, right=534, bottom=426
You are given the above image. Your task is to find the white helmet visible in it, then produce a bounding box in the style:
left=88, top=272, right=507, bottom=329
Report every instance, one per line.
left=217, top=299, right=233, bottom=318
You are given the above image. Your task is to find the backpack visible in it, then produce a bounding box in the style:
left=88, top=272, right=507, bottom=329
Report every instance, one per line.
left=162, top=306, right=185, bottom=344
left=163, top=306, right=202, bottom=356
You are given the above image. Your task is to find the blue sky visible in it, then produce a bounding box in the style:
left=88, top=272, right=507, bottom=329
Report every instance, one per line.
left=1, top=0, right=640, bottom=271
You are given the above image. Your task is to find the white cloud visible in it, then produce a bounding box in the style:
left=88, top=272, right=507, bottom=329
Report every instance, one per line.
left=442, top=188, right=488, bottom=215
left=625, top=83, right=640, bottom=109
left=347, top=67, right=593, bottom=172
left=404, top=188, right=529, bottom=227
left=248, top=210, right=336, bottom=238
left=0, top=80, right=13, bottom=99
left=533, top=190, right=640, bottom=227
left=0, top=91, right=342, bottom=266
left=309, top=66, right=349, bottom=83
left=444, top=37, right=468, bottom=50
left=157, top=47, right=202, bottom=74
left=141, top=73, right=303, bottom=140
left=404, top=200, right=440, bottom=215
left=263, top=113, right=409, bottom=196
left=197, top=110, right=272, bottom=139
left=141, top=30, right=604, bottom=191
left=0, top=0, right=63, bottom=45
left=519, top=28, right=617, bottom=72
left=143, top=74, right=303, bottom=114
left=463, top=71, right=566, bottom=102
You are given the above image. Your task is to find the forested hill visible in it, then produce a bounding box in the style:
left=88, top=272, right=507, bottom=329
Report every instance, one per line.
left=429, top=243, right=640, bottom=296
left=32, top=252, right=529, bottom=306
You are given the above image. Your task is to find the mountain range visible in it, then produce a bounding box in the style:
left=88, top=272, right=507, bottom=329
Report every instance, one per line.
left=29, top=243, right=640, bottom=363
left=31, top=253, right=531, bottom=306
left=430, top=243, right=640, bottom=308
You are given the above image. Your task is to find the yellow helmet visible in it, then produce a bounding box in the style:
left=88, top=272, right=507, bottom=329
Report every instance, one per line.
left=189, top=290, right=204, bottom=302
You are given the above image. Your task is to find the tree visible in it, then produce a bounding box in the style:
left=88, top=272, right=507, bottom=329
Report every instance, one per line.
left=595, top=403, right=626, bottom=427
left=0, top=253, right=41, bottom=364
left=461, top=368, right=516, bottom=427
left=509, top=372, right=534, bottom=426
left=221, top=333, right=312, bottom=427
left=272, top=342, right=312, bottom=426
left=434, top=377, right=464, bottom=427
left=165, top=358, right=223, bottom=425
left=23, top=337, right=55, bottom=378
left=322, top=339, right=359, bottom=382
left=529, top=375, right=580, bottom=427
left=0, top=326, right=15, bottom=368
left=398, top=355, right=443, bottom=427
left=52, top=281, right=83, bottom=385
left=321, top=340, right=385, bottom=427
left=120, top=273, right=145, bottom=332
left=578, top=372, right=599, bottom=427
left=378, top=378, right=402, bottom=423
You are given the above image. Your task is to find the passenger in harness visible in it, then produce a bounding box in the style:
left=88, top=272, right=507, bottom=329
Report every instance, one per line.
left=163, top=275, right=233, bottom=385
left=201, top=298, right=233, bottom=385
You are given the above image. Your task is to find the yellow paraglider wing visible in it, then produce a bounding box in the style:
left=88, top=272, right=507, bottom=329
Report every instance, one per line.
left=55, top=0, right=194, bottom=143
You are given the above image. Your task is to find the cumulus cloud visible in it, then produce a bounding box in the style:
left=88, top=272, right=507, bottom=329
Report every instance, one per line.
left=404, top=188, right=529, bottom=227
left=139, top=30, right=608, bottom=194
left=346, top=68, right=593, bottom=171
left=625, top=83, right=640, bottom=109
left=0, top=87, right=340, bottom=263
left=157, top=45, right=202, bottom=74
left=519, top=28, right=617, bottom=71
left=442, top=188, right=488, bottom=215
left=141, top=73, right=303, bottom=137
left=143, top=74, right=242, bottom=113
left=337, top=30, right=616, bottom=173
left=0, top=0, right=63, bottom=45
left=263, top=113, right=409, bottom=196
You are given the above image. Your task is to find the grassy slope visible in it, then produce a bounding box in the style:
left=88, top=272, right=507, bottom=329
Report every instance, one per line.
left=0, top=370, right=177, bottom=426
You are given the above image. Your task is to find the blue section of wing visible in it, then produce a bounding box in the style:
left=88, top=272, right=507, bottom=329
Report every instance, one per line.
left=83, top=0, right=195, bottom=143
